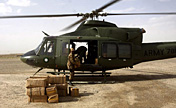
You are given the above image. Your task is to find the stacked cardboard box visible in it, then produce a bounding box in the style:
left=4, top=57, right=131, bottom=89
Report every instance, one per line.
left=48, top=75, right=66, bottom=84
left=48, top=94, right=59, bottom=103
left=55, top=84, right=68, bottom=97
left=69, top=87, right=79, bottom=97
left=26, top=77, right=48, bottom=103
left=26, top=75, right=68, bottom=103
left=46, top=85, right=59, bottom=103
left=48, top=75, right=68, bottom=98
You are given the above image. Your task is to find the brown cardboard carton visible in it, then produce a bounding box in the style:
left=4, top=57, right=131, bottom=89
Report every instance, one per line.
left=28, top=96, right=47, bottom=103
left=26, top=78, right=48, bottom=88
left=30, top=76, right=49, bottom=79
left=48, top=75, right=66, bottom=84
left=48, top=94, right=59, bottom=103
left=71, top=87, right=79, bottom=97
left=46, top=85, right=57, bottom=96
left=29, top=76, right=49, bottom=84
left=27, top=87, right=45, bottom=96
left=58, top=90, right=67, bottom=97
left=54, top=84, right=68, bottom=90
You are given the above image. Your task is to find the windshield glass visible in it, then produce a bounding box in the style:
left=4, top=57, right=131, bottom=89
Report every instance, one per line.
left=40, top=40, right=55, bottom=56
left=35, top=39, right=45, bottom=54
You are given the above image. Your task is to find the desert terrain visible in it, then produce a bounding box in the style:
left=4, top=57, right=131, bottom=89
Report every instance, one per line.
left=0, top=55, right=176, bottom=108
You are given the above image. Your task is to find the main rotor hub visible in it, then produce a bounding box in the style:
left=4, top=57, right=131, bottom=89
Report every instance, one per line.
left=77, top=12, right=107, bottom=19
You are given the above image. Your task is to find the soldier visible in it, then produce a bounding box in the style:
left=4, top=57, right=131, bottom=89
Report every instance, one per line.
left=76, top=46, right=87, bottom=64
left=67, top=48, right=76, bottom=86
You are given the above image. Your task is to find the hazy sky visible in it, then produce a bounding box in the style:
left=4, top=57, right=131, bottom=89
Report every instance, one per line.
left=0, top=0, right=176, bottom=54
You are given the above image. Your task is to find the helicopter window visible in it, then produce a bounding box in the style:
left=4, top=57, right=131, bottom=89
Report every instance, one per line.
left=40, top=40, right=55, bottom=56
left=62, top=42, right=69, bottom=56
left=102, top=43, right=117, bottom=58
left=118, top=44, right=131, bottom=59
left=35, top=42, right=43, bottom=54
left=35, top=39, right=45, bottom=55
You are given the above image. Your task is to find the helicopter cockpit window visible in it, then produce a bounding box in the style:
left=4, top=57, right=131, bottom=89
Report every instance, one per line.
left=35, top=42, right=43, bottom=55
left=102, top=43, right=117, bottom=58
left=35, top=39, right=45, bottom=55
left=118, top=44, right=131, bottom=59
left=40, top=40, right=55, bottom=56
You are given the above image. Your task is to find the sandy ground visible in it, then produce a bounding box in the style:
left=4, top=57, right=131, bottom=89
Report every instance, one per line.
left=0, top=56, right=176, bottom=108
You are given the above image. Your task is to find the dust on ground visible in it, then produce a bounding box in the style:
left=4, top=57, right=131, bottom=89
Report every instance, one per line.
left=0, top=56, right=176, bottom=108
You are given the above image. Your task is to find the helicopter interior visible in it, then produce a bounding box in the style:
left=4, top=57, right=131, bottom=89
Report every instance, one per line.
left=70, top=40, right=98, bottom=65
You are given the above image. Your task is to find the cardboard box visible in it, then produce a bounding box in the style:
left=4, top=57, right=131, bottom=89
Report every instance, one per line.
left=28, top=96, right=47, bottom=103
left=46, top=86, right=57, bottom=96
left=29, top=76, right=49, bottom=85
left=30, top=76, right=49, bottom=79
left=26, top=78, right=48, bottom=88
left=30, top=76, right=49, bottom=83
left=27, top=87, right=45, bottom=96
left=70, top=87, right=79, bottom=97
left=48, top=94, right=59, bottom=103
left=54, top=84, right=68, bottom=90
left=58, top=90, right=67, bottom=97
left=48, top=75, right=66, bottom=84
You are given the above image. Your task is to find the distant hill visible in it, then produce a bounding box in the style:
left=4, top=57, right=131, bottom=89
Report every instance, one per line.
left=0, top=54, right=23, bottom=58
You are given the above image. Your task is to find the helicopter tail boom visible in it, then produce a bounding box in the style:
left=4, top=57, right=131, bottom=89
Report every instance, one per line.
left=140, top=42, right=176, bottom=62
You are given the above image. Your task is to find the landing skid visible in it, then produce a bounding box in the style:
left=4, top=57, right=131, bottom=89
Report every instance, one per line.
left=46, top=71, right=111, bottom=83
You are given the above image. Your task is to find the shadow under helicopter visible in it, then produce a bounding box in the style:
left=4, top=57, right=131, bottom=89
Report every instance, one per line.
left=58, top=92, right=94, bottom=103
left=71, top=70, right=176, bottom=84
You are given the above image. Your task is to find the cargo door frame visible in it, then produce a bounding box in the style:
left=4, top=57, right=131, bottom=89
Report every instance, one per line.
left=98, top=40, right=119, bottom=70
left=56, top=39, right=70, bottom=70
left=117, top=42, right=133, bottom=67
left=98, top=40, right=133, bottom=70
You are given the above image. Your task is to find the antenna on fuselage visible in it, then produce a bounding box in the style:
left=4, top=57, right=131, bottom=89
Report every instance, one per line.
left=42, top=31, right=50, bottom=37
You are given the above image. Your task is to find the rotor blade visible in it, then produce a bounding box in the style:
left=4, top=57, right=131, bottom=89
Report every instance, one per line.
left=96, top=0, right=121, bottom=13
left=107, top=12, right=176, bottom=16
left=61, top=17, right=87, bottom=31
left=0, top=14, right=79, bottom=19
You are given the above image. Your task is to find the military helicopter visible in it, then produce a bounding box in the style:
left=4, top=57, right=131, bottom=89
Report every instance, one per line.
left=1, top=0, right=176, bottom=75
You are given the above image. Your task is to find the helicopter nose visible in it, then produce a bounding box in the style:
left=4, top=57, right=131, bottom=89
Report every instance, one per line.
left=20, top=50, right=36, bottom=64
left=20, top=56, right=26, bottom=63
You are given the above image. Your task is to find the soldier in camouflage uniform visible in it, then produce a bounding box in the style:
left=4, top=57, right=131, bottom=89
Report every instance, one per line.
left=67, top=48, right=76, bottom=85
